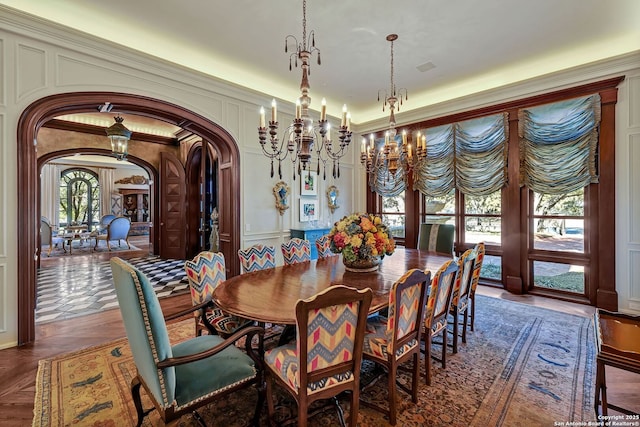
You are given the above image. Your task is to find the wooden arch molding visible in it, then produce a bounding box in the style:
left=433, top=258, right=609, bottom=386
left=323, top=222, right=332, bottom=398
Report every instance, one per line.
left=17, top=92, right=241, bottom=345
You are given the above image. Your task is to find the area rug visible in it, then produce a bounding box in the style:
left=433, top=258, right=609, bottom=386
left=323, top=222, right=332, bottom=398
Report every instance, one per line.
left=46, top=240, right=141, bottom=257
left=32, top=295, right=597, bottom=427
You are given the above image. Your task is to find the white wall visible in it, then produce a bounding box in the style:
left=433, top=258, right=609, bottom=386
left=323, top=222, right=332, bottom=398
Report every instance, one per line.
left=0, top=6, right=638, bottom=348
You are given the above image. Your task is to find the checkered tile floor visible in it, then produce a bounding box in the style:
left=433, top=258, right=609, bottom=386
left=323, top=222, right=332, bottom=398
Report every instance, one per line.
left=36, top=256, right=189, bottom=323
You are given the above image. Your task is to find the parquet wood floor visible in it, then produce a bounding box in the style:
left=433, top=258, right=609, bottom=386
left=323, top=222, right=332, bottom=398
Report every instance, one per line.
left=0, top=269, right=637, bottom=425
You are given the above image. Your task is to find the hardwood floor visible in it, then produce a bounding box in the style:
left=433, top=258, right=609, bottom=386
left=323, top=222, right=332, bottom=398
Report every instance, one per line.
left=1, top=277, right=637, bottom=425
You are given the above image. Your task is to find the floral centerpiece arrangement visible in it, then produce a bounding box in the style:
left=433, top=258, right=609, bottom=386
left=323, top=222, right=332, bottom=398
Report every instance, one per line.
left=329, top=213, right=396, bottom=272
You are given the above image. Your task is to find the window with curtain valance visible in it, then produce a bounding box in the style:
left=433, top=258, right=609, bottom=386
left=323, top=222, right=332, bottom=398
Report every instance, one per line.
left=369, top=135, right=406, bottom=197
left=518, top=94, right=600, bottom=194
left=412, top=112, right=509, bottom=198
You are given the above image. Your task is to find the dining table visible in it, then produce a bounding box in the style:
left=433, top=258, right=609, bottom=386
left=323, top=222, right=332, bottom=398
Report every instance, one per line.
left=212, top=248, right=452, bottom=325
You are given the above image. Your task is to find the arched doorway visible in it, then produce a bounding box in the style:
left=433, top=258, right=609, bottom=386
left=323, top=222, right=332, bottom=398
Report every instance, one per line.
left=17, top=92, right=241, bottom=345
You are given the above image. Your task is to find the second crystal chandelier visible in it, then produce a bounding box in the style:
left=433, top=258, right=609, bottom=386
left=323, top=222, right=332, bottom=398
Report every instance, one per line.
left=258, top=0, right=352, bottom=181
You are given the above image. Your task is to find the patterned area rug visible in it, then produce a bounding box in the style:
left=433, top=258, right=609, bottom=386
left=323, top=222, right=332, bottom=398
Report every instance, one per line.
left=45, top=240, right=141, bottom=257
left=32, top=295, right=597, bottom=426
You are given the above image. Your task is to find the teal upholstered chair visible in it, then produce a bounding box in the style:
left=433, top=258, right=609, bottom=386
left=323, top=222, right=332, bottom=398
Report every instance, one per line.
left=94, top=216, right=131, bottom=251
left=110, top=257, right=265, bottom=427
left=448, top=247, right=477, bottom=353
left=264, top=285, right=372, bottom=427
left=417, top=223, right=455, bottom=256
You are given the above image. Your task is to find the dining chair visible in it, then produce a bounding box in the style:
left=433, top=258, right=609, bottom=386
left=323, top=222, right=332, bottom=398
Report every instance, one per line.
left=238, top=244, right=277, bottom=273
left=110, top=257, right=265, bottom=427
left=315, top=234, right=335, bottom=259
left=264, top=285, right=372, bottom=427
left=93, top=216, right=131, bottom=251
left=360, top=269, right=431, bottom=426
left=185, top=251, right=254, bottom=337
left=281, top=237, right=311, bottom=265
left=468, top=241, right=486, bottom=332
left=422, top=259, right=459, bottom=385
left=417, top=223, right=455, bottom=256
left=448, top=247, right=477, bottom=353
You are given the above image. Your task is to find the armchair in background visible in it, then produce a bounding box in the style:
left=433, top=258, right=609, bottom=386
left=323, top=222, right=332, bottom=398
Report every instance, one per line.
left=40, top=218, right=65, bottom=256
left=94, top=216, right=130, bottom=251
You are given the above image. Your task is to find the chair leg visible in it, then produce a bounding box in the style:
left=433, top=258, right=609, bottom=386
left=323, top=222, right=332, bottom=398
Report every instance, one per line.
left=441, top=330, right=447, bottom=369
left=107, top=240, right=112, bottom=251
left=333, top=396, right=347, bottom=427
left=470, top=296, right=476, bottom=331
left=252, top=378, right=266, bottom=427
left=348, top=391, right=359, bottom=427
left=425, top=334, right=432, bottom=385
left=388, top=362, right=397, bottom=425
left=411, top=352, right=419, bottom=403
left=266, top=376, right=276, bottom=427
left=131, top=376, right=154, bottom=427
left=462, top=310, right=469, bottom=344
left=452, top=308, right=459, bottom=354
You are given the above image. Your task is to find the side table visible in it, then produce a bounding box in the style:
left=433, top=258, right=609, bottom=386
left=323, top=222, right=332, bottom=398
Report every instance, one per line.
left=594, top=309, right=640, bottom=416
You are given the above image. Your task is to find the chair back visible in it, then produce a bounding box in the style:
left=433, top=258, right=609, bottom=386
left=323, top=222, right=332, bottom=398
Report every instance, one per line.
left=451, top=248, right=477, bottom=309
left=385, top=269, right=431, bottom=356
left=427, top=260, right=459, bottom=329
left=281, top=238, right=311, bottom=265
left=238, top=244, right=276, bottom=273
left=315, top=235, right=334, bottom=259
left=469, top=242, right=486, bottom=297
left=185, top=251, right=226, bottom=306
left=107, top=216, right=131, bottom=240
left=40, top=219, right=53, bottom=246
left=417, top=223, right=455, bottom=256
left=110, top=257, right=175, bottom=407
left=295, top=285, right=372, bottom=394
left=99, top=214, right=116, bottom=230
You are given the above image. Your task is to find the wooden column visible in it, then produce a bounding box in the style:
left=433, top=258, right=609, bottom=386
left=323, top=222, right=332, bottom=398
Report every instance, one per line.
left=595, top=87, right=619, bottom=311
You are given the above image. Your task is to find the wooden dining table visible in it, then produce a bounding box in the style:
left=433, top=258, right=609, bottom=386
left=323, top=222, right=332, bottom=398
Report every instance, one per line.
left=213, top=248, right=452, bottom=325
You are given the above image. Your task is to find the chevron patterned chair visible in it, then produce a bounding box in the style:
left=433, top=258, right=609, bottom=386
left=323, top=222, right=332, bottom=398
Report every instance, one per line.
left=185, top=251, right=253, bottom=337
left=468, top=241, right=486, bottom=332
left=264, top=285, right=372, bottom=427
left=422, top=259, right=459, bottom=385
left=110, top=257, right=265, bottom=427
left=281, top=237, right=311, bottom=265
left=360, top=269, right=431, bottom=426
left=417, top=223, right=455, bottom=256
left=315, top=234, right=335, bottom=259
left=238, top=244, right=277, bottom=273
left=448, top=247, right=477, bottom=353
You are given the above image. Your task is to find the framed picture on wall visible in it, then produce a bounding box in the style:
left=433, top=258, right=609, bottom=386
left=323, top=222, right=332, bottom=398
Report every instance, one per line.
left=300, top=171, right=318, bottom=196
left=300, top=199, right=319, bottom=222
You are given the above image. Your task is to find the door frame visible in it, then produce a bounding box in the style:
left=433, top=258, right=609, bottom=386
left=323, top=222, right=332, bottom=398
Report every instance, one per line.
left=17, top=92, right=241, bottom=345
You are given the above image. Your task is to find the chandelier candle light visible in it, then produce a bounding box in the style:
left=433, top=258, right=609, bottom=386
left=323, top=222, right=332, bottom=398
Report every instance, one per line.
left=258, top=0, right=352, bottom=181
left=360, top=34, right=426, bottom=180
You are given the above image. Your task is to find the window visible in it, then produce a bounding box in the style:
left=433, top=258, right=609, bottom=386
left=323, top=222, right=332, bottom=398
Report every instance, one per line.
left=462, top=190, right=501, bottom=245
left=59, top=168, right=100, bottom=229
left=381, top=191, right=405, bottom=239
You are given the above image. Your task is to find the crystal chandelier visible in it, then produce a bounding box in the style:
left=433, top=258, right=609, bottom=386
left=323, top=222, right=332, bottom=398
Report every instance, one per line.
left=258, top=0, right=352, bottom=180
left=360, top=34, right=426, bottom=179
left=106, top=115, right=132, bottom=161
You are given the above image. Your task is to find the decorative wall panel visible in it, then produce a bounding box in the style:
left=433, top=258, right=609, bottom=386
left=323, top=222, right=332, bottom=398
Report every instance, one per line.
left=630, top=133, right=640, bottom=245
left=16, top=43, right=46, bottom=101
left=0, top=114, right=4, bottom=257
left=630, top=249, right=640, bottom=303
left=629, top=75, right=640, bottom=129
left=0, top=39, right=5, bottom=106
left=225, top=102, right=240, bottom=140
left=0, top=263, right=6, bottom=332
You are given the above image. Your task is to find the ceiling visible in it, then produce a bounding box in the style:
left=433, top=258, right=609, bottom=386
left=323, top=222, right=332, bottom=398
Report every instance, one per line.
left=3, top=0, right=639, bottom=125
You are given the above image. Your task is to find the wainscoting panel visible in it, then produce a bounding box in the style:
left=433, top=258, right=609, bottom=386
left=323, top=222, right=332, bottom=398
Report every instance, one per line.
left=17, top=43, right=47, bottom=102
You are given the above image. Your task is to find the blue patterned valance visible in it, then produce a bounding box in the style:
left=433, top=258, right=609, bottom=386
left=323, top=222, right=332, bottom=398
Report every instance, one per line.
left=412, top=113, right=508, bottom=198
left=518, top=94, right=600, bottom=194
